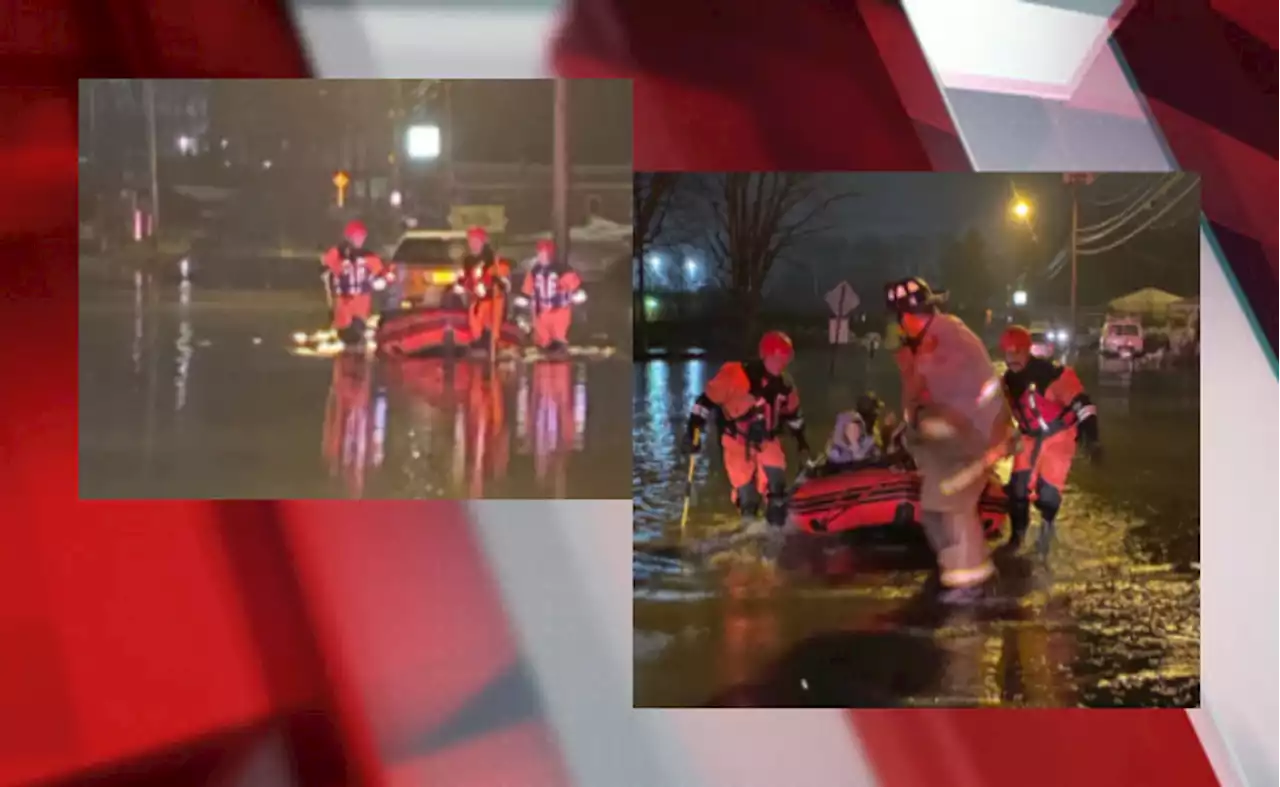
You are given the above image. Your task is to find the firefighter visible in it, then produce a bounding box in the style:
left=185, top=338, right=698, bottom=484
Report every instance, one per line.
left=886, top=276, right=1013, bottom=604
left=453, top=226, right=512, bottom=352
left=321, top=220, right=391, bottom=345
left=516, top=238, right=586, bottom=353
left=683, top=331, right=810, bottom=528
left=998, top=325, right=1102, bottom=555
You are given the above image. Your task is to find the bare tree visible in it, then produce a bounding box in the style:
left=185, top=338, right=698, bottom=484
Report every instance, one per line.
left=634, top=172, right=682, bottom=256
left=633, top=173, right=683, bottom=356
left=701, top=173, right=851, bottom=339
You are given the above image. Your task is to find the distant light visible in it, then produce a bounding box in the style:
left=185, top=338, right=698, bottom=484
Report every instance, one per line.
left=220, top=138, right=229, bottom=149
left=177, top=135, right=195, bottom=155
left=406, top=125, right=441, bottom=160
left=179, top=258, right=190, bottom=278
left=1055, top=330, right=1070, bottom=343
left=684, top=257, right=698, bottom=273
left=262, top=159, right=272, bottom=169
left=1012, top=290, right=1028, bottom=307
left=133, top=210, right=143, bottom=241
left=389, top=190, right=403, bottom=207
left=1012, top=200, right=1030, bottom=219
left=643, top=295, right=661, bottom=317
left=645, top=253, right=662, bottom=270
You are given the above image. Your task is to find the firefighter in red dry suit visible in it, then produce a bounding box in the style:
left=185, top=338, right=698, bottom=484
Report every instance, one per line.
left=516, top=239, right=587, bottom=352
left=886, top=276, right=1013, bottom=604
left=322, top=220, right=392, bottom=345
left=998, top=325, right=1102, bottom=554
left=684, top=331, right=811, bottom=527
left=453, top=226, right=513, bottom=351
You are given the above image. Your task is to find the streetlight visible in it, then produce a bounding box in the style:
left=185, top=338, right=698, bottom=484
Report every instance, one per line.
left=1012, top=289, right=1028, bottom=307
left=406, top=124, right=441, bottom=160
left=1011, top=199, right=1030, bottom=220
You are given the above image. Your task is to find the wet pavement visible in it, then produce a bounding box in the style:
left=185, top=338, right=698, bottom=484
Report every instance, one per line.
left=79, top=282, right=631, bottom=499
left=633, top=351, right=1200, bottom=708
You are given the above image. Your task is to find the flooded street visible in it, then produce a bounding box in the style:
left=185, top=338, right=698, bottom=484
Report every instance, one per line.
left=633, top=351, right=1200, bottom=708
left=79, top=283, right=631, bottom=499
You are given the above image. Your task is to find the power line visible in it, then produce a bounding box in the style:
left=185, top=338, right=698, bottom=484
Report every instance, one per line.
left=1075, top=174, right=1182, bottom=242
left=1082, top=178, right=1152, bottom=206
left=1076, top=177, right=1200, bottom=256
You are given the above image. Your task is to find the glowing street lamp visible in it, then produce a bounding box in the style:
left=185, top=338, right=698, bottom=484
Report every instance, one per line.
left=1011, top=199, right=1031, bottom=220
left=406, top=124, right=441, bottom=160
left=1012, top=289, right=1028, bottom=307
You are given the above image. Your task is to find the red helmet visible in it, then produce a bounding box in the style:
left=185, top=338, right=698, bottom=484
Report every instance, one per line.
left=466, top=226, right=488, bottom=244
left=759, top=330, right=794, bottom=360
left=535, top=238, right=556, bottom=256
left=343, top=220, right=367, bottom=241
left=999, top=325, right=1033, bottom=354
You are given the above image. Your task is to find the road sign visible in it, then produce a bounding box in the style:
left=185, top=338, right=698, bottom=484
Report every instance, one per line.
left=825, top=281, right=859, bottom=317
left=333, top=171, right=350, bottom=207
left=828, top=318, right=850, bottom=345
left=448, top=205, right=509, bottom=232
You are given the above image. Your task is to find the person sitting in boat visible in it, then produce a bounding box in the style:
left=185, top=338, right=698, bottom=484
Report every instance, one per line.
left=854, top=392, right=885, bottom=445
left=821, top=410, right=880, bottom=473
left=876, top=410, right=914, bottom=469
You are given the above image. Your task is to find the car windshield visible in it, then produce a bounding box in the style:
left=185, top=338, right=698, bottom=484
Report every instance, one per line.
left=392, top=237, right=466, bottom=266
left=1108, top=324, right=1140, bottom=336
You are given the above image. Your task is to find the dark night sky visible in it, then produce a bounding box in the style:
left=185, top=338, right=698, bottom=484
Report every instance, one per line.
left=658, top=172, right=1200, bottom=311
left=83, top=78, right=632, bottom=168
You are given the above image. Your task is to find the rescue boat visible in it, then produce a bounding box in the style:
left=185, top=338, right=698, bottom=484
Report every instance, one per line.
left=375, top=306, right=525, bottom=357
left=787, top=465, right=1007, bottom=537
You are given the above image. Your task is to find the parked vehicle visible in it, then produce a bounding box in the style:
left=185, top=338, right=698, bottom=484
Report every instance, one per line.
left=1099, top=315, right=1144, bottom=358
left=386, top=229, right=476, bottom=309
left=1028, top=321, right=1071, bottom=359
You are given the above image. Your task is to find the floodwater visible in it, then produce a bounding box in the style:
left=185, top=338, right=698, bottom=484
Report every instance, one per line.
left=633, top=350, right=1200, bottom=708
left=79, top=281, right=631, bottom=499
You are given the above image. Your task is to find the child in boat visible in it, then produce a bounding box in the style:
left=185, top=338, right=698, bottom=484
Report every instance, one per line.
left=823, top=410, right=881, bottom=472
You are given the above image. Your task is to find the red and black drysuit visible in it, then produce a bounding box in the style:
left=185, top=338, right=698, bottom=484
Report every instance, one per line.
left=1002, top=357, right=1102, bottom=549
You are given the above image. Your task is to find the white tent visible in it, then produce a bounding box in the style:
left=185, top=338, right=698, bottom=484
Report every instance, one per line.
left=515, top=216, right=631, bottom=278
left=1107, top=287, right=1185, bottom=319
left=519, top=215, right=632, bottom=244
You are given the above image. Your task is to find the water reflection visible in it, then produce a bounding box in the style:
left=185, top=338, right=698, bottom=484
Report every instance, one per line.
left=80, top=288, right=630, bottom=500
left=132, top=271, right=144, bottom=374
left=174, top=280, right=194, bottom=411
left=633, top=355, right=1200, bottom=708
left=327, top=358, right=600, bottom=499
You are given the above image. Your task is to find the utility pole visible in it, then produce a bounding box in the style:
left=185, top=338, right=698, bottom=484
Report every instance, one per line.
left=444, top=80, right=456, bottom=206
left=86, top=80, right=97, bottom=162
left=551, top=78, right=570, bottom=261
left=1062, top=171, right=1095, bottom=353
left=1069, top=182, right=1078, bottom=344
left=144, top=79, right=161, bottom=245
left=390, top=80, right=403, bottom=209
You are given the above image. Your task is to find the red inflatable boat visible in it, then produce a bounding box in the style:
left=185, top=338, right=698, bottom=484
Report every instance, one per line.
left=376, top=307, right=525, bottom=357
left=787, top=465, right=1008, bottom=537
